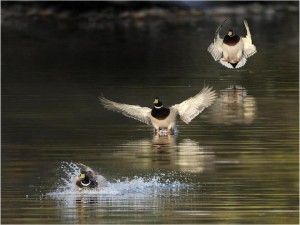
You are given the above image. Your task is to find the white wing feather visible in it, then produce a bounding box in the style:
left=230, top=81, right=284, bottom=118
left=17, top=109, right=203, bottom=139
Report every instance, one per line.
left=219, top=59, right=234, bottom=69
left=219, top=57, right=247, bottom=69
left=242, top=19, right=257, bottom=58
left=99, top=96, right=151, bottom=125
left=208, top=39, right=223, bottom=61
left=172, top=86, right=217, bottom=124
left=207, top=23, right=224, bottom=61
left=235, top=57, right=247, bottom=68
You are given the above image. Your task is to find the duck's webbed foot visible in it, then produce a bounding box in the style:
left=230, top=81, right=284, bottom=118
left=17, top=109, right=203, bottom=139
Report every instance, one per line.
left=154, top=128, right=171, bottom=136
left=222, top=58, right=229, bottom=62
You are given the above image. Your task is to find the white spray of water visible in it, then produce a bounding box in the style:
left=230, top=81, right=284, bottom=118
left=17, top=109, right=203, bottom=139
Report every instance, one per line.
left=47, top=162, right=189, bottom=200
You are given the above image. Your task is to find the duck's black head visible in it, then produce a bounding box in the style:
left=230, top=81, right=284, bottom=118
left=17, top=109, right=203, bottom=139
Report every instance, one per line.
left=79, top=170, right=91, bottom=185
left=227, top=29, right=234, bottom=37
left=76, top=170, right=98, bottom=189
left=153, top=97, right=163, bottom=109
left=224, top=29, right=240, bottom=46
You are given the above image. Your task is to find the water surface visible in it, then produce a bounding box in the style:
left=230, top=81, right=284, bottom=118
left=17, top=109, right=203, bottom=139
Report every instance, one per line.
left=1, top=5, right=299, bottom=224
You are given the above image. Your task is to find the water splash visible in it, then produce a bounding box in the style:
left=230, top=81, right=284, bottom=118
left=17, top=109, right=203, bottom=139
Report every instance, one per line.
left=47, top=162, right=190, bottom=201
left=52, top=161, right=81, bottom=193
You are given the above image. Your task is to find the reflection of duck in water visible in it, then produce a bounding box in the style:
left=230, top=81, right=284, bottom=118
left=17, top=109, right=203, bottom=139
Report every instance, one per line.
left=99, top=86, right=217, bottom=134
left=117, top=136, right=214, bottom=173
left=208, top=85, right=256, bottom=125
left=74, top=163, right=107, bottom=192
left=220, top=85, right=247, bottom=104
left=208, top=19, right=257, bottom=69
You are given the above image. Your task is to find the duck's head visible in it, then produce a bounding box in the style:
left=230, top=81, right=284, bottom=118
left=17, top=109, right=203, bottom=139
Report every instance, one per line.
left=153, top=97, right=163, bottom=109
left=227, top=29, right=234, bottom=37
left=78, top=170, right=92, bottom=186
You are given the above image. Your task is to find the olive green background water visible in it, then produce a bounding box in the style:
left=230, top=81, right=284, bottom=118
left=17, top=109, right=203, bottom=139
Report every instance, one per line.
left=2, top=4, right=299, bottom=224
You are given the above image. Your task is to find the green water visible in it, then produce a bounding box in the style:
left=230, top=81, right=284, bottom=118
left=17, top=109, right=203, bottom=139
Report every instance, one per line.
left=1, top=6, right=299, bottom=224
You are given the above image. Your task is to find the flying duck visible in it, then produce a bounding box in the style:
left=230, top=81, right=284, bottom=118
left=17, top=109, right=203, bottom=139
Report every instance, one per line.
left=99, top=86, right=217, bottom=134
left=207, top=19, right=257, bottom=69
left=74, top=163, right=107, bottom=192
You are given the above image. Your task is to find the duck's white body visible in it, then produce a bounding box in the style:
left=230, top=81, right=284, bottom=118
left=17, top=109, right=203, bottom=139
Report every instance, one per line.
left=94, top=175, right=107, bottom=188
left=222, top=40, right=244, bottom=63
left=149, top=107, right=177, bottom=131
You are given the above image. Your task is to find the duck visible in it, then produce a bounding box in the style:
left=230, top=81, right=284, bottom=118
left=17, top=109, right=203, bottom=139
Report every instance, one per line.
left=74, top=163, right=107, bottom=191
left=207, top=19, right=257, bottom=69
left=99, top=86, right=217, bottom=134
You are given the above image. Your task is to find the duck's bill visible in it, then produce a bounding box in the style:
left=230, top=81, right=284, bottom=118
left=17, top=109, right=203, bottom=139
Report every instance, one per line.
left=219, top=57, right=247, bottom=69
left=80, top=174, right=85, bottom=179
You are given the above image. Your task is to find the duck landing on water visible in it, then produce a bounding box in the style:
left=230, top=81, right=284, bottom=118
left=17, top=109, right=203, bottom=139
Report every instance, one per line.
left=208, top=19, right=257, bottom=69
left=99, top=86, right=217, bottom=134
left=74, top=163, right=107, bottom=192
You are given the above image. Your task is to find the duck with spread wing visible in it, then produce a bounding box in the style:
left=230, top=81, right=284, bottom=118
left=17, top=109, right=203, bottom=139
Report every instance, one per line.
left=99, top=86, right=217, bottom=134
left=208, top=19, right=257, bottom=69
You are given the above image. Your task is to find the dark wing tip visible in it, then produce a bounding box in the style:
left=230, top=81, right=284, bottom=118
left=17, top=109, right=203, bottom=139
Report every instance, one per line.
left=215, top=18, right=228, bottom=39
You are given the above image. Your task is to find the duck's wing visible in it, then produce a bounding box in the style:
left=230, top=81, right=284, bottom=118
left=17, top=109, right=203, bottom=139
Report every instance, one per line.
left=219, top=60, right=235, bottom=69
left=77, top=163, right=96, bottom=176
left=95, top=175, right=107, bottom=188
left=207, top=19, right=227, bottom=61
left=220, top=57, right=247, bottom=69
left=172, top=86, right=217, bottom=124
left=242, top=19, right=257, bottom=58
left=99, top=96, right=152, bottom=125
left=235, top=57, right=247, bottom=68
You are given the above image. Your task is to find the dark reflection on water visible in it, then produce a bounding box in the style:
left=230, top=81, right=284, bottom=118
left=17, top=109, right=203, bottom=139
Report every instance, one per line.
left=2, top=4, right=299, bottom=224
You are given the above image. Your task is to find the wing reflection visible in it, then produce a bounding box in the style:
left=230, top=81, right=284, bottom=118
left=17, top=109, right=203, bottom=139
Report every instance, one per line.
left=209, top=85, right=256, bottom=125
left=117, top=135, right=215, bottom=173
left=177, top=139, right=214, bottom=173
